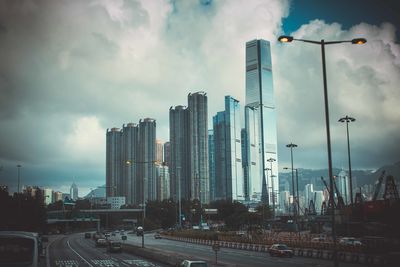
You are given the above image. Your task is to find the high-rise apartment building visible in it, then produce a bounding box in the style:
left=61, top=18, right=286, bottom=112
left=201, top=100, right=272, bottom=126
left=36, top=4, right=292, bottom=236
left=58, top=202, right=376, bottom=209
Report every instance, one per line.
left=106, top=128, right=122, bottom=197
left=169, top=105, right=191, bottom=201
left=208, top=129, right=215, bottom=202
left=156, top=140, right=164, bottom=163
left=122, top=123, right=139, bottom=204
left=188, top=92, right=209, bottom=204
left=213, top=96, right=244, bottom=201
left=163, top=142, right=170, bottom=166
left=43, top=188, right=53, bottom=205
left=138, top=118, right=157, bottom=202
left=156, top=163, right=170, bottom=201
left=244, top=39, right=278, bottom=204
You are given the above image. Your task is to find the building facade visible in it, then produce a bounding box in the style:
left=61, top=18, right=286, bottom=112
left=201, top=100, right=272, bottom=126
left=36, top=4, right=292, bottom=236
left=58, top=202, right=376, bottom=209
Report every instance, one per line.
left=122, top=123, right=139, bottom=204
left=208, top=129, right=215, bottom=202
left=138, top=118, right=157, bottom=202
left=156, top=163, right=170, bottom=201
left=213, top=96, right=244, bottom=201
left=188, top=92, right=209, bottom=204
left=106, top=128, right=122, bottom=197
left=244, top=39, right=278, bottom=204
left=169, top=105, right=191, bottom=202
left=70, top=182, right=78, bottom=200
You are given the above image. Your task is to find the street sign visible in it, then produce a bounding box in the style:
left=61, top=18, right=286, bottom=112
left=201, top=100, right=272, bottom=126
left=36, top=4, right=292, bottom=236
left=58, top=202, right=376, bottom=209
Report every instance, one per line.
left=122, top=235, right=127, bottom=241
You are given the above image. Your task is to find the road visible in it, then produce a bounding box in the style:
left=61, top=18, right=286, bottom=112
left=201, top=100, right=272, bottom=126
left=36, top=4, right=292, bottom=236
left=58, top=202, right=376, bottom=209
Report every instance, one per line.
left=112, top=232, right=363, bottom=267
left=47, top=233, right=167, bottom=267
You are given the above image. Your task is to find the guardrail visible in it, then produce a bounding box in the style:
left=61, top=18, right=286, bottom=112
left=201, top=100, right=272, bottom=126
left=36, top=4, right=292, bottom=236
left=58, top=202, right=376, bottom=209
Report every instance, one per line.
left=162, top=235, right=388, bottom=265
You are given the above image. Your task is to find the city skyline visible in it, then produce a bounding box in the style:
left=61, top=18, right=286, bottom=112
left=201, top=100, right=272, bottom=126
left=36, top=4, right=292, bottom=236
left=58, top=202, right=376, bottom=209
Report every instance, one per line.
left=0, top=0, right=399, bottom=196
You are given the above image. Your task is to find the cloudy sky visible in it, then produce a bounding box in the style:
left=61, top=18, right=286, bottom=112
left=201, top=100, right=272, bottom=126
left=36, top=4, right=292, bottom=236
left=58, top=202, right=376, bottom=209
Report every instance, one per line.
left=0, top=0, right=399, bottom=196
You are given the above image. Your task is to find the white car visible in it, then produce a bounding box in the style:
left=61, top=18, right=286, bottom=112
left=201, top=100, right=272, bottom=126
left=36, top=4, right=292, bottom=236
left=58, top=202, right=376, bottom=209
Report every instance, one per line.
left=339, top=237, right=362, bottom=246
left=179, top=260, right=208, bottom=267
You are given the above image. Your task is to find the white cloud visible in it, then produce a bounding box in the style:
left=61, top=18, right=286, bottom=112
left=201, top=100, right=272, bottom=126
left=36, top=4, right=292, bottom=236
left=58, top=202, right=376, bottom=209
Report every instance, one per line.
left=0, top=0, right=398, bottom=190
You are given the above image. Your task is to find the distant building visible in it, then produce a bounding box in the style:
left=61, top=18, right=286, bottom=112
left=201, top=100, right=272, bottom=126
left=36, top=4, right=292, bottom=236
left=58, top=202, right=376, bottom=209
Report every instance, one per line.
left=107, top=196, right=125, bottom=209
left=314, top=190, right=324, bottom=214
left=188, top=92, right=209, bottom=204
left=279, top=190, right=290, bottom=213
left=53, top=191, right=63, bottom=202
left=156, top=163, right=170, bottom=201
left=169, top=105, right=190, bottom=201
left=23, top=185, right=40, bottom=198
left=163, top=142, right=170, bottom=166
left=70, top=182, right=78, bottom=200
left=121, top=123, right=139, bottom=205
left=106, top=127, right=122, bottom=197
left=213, top=96, right=243, bottom=201
left=208, top=129, right=216, bottom=202
left=304, top=184, right=314, bottom=209
left=138, top=118, right=157, bottom=202
left=156, top=139, right=164, bottom=163
left=43, top=188, right=53, bottom=205
left=337, top=170, right=349, bottom=204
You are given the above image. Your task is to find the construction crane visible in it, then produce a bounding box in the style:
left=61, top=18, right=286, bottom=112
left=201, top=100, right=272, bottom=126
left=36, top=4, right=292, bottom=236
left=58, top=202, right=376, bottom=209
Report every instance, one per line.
left=333, top=176, right=345, bottom=209
left=372, top=170, right=386, bottom=201
left=308, top=192, right=317, bottom=215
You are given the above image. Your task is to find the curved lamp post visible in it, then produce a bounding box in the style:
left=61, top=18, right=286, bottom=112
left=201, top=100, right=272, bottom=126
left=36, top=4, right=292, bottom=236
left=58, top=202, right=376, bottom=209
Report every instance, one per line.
left=339, top=115, right=356, bottom=206
left=278, top=35, right=366, bottom=267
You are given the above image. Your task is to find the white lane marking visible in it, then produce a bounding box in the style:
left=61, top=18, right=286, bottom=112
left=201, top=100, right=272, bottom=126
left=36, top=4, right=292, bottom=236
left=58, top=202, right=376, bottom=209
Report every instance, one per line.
left=67, top=240, right=94, bottom=267
left=47, top=235, right=64, bottom=267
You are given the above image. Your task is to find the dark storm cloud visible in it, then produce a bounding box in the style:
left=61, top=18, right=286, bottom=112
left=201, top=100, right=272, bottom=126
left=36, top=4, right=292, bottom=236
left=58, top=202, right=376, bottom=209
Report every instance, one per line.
left=0, top=0, right=398, bottom=195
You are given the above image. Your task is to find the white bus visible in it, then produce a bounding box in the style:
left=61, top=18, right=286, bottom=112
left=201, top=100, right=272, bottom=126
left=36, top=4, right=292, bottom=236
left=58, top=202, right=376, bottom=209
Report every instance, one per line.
left=0, top=231, right=41, bottom=267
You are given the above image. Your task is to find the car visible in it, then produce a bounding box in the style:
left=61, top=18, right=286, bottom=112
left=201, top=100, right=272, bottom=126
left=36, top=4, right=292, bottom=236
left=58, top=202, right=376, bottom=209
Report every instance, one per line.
left=84, top=232, right=91, bottom=239
left=95, top=238, right=107, bottom=247
left=268, top=244, right=294, bottom=257
left=105, top=233, right=111, bottom=238
left=154, top=233, right=162, bottom=239
left=107, top=241, right=122, bottom=253
left=179, top=260, right=208, bottom=267
left=311, top=237, right=326, bottom=242
left=339, top=237, right=362, bottom=246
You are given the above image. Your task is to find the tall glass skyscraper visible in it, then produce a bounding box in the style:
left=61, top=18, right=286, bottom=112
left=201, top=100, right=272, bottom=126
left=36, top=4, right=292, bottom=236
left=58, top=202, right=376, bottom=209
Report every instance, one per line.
left=213, top=96, right=244, bottom=201
left=244, top=39, right=278, bottom=204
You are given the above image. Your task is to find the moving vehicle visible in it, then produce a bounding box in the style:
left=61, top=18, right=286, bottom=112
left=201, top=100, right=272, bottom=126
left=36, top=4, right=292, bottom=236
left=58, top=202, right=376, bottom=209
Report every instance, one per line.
left=84, top=232, right=91, bottom=239
left=339, top=237, right=363, bottom=246
left=154, top=233, right=162, bottom=239
left=268, top=244, right=294, bottom=257
left=179, top=260, right=208, bottom=267
left=107, top=241, right=122, bottom=253
left=0, top=231, right=42, bottom=267
left=95, top=238, right=107, bottom=247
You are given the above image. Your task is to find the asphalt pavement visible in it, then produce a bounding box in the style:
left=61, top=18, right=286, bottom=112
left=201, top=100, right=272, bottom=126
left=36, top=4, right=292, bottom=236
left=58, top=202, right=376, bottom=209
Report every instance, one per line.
left=111, top=232, right=364, bottom=267
left=47, top=233, right=167, bottom=267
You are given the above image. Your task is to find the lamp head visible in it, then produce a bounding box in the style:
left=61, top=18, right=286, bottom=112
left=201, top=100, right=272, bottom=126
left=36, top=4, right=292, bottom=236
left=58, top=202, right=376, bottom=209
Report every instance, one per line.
left=278, top=35, right=294, bottom=43
left=351, top=38, right=367, bottom=45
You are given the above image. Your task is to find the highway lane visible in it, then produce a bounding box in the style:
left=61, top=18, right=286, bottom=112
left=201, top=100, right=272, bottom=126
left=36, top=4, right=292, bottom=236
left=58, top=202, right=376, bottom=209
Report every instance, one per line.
left=48, top=233, right=167, bottom=267
left=117, top=233, right=363, bottom=267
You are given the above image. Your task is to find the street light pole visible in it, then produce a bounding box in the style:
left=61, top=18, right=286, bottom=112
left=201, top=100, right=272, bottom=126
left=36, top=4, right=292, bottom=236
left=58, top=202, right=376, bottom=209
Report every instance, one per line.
left=339, top=115, right=356, bottom=206
left=267, top=158, right=276, bottom=218
left=17, top=164, right=22, bottom=193
left=278, top=35, right=366, bottom=267
left=295, top=168, right=299, bottom=215
left=286, top=143, right=297, bottom=219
